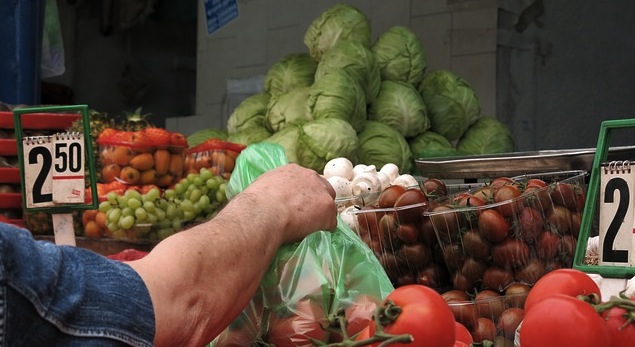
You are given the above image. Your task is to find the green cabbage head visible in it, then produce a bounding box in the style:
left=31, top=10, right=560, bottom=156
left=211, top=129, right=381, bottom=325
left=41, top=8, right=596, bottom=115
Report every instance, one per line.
left=372, top=26, right=426, bottom=87
left=266, top=87, right=312, bottom=132
left=307, top=70, right=367, bottom=132
left=408, top=131, right=454, bottom=158
left=456, top=116, right=515, bottom=155
left=226, top=126, right=272, bottom=146
left=226, top=92, right=270, bottom=134
left=419, top=70, right=481, bottom=141
left=264, top=53, right=317, bottom=97
left=358, top=121, right=412, bottom=174
left=369, top=80, right=430, bottom=138
left=297, top=118, right=358, bottom=172
left=315, top=40, right=381, bottom=103
left=304, top=4, right=371, bottom=61
left=262, top=124, right=302, bottom=163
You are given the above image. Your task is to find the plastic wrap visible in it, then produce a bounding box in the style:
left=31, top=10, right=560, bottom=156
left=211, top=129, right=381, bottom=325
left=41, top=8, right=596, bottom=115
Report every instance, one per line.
left=212, top=143, right=394, bottom=346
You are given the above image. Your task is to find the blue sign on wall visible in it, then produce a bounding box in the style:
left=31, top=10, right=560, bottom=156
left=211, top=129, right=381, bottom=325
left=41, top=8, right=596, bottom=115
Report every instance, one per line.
left=204, top=0, right=239, bottom=35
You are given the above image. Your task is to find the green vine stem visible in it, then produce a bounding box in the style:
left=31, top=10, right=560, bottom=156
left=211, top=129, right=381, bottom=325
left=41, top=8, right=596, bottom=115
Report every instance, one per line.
left=579, top=292, right=635, bottom=331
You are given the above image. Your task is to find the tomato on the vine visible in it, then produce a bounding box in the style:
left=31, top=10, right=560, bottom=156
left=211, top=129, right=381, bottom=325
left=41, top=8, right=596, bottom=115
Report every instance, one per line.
left=524, top=268, right=601, bottom=312
left=519, top=294, right=611, bottom=347
left=368, top=284, right=456, bottom=347
left=601, top=296, right=635, bottom=347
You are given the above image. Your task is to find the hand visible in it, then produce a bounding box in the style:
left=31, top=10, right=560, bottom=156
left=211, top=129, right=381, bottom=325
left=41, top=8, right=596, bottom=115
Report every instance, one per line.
left=243, top=163, right=338, bottom=243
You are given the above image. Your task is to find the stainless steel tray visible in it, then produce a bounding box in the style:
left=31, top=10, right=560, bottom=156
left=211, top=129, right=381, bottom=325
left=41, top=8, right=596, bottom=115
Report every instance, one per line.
left=415, top=146, right=635, bottom=179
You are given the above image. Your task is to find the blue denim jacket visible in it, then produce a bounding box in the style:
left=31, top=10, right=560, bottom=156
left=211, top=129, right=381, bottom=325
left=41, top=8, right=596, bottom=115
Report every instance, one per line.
left=0, top=223, right=155, bottom=346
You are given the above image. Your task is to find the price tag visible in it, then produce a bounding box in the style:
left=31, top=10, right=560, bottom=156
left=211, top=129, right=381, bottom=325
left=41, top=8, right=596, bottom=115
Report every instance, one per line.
left=599, top=161, right=635, bottom=266
left=22, top=132, right=85, bottom=208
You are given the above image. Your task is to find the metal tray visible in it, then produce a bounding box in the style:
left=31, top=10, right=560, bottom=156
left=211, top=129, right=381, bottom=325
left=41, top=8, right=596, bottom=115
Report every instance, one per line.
left=415, top=146, right=635, bottom=179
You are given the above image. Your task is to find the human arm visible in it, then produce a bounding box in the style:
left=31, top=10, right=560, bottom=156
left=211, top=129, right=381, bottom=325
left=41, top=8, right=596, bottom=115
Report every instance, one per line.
left=127, top=163, right=337, bottom=347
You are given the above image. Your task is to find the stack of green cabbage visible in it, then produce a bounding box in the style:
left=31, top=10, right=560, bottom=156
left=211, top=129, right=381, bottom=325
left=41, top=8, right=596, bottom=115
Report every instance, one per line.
left=189, top=4, right=515, bottom=174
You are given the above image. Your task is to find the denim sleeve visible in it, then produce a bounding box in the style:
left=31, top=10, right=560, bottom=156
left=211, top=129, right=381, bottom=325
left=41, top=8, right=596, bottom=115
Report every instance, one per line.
left=0, top=223, right=155, bottom=347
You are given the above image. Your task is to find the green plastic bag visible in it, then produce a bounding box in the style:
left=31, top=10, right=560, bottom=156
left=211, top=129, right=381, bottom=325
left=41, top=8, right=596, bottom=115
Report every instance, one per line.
left=212, top=143, right=394, bottom=346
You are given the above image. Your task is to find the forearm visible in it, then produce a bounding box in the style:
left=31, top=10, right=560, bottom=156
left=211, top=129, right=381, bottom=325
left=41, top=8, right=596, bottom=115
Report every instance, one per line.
left=129, top=191, right=287, bottom=347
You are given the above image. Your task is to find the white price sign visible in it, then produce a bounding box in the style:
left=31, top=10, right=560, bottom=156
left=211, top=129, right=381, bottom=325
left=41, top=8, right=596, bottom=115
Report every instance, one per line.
left=599, top=161, right=635, bottom=266
left=22, top=132, right=85, bottom=209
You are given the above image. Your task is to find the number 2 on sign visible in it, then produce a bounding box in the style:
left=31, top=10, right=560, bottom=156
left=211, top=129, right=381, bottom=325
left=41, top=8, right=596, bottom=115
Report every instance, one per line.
left=599, top=162, right=635, bottom=266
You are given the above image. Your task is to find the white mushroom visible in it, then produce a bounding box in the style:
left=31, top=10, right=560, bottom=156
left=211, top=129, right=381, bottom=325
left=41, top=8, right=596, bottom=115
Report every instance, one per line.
left=380, top=163, right=400, bottom=182
left=351, top=172, right=382, bottom=203
left=323, top=157, right=354, bottom=180
left=327, top=176, right=352, bottom=199
left=377, top=171, right=392, bottom=191
left=339, top=205, right=360, bottom=232
left=352, top=164, right=377, bottom=178
left=391, top=174, right=419, bottom=188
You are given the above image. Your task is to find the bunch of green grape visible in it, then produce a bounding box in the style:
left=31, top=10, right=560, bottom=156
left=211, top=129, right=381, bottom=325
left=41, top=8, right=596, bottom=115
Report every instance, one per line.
left=98, top=167, right=228, bottom=241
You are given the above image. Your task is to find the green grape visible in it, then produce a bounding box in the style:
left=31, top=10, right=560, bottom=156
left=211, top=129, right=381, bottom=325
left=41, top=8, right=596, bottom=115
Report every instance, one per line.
left=200, top=186, right=209, bottom=196
left=171, top=218, right=182, bottom=231
left=107, top=208, right=122, bottom=223
left=157, top=228, right=175, bottom=240
left=180, top=200, right=194, bottom=213
left=177, top=207, right=185, bottom=219
left=165, top=203, right=178, bottom=219
left=125, top=189, right=142, bottom=201
left=128, top=198, right=142, bottom=210
left=163, top=189, right=177, bottom=200
left=121, top=207, right=135, bottom=217
left=175, top=182, right=188, bottom=195
left=206, top=178, right=219, bottom=190
left=135, top=207, right=148, bottom=221
left=192, top=176, right=204, bottom=187
left=186, top=173, right=197, bottom=183
left=146, top=213, right=158, bottom=224
left=198, top=195, right=211, bottom=209
left=199, top=168, right=213, bottom=181
left=189, top=189, right=202, bottom=203
left=156, top=198, right=168, bottom=211
left=193, top=201, right=203, bottom=216
left=145, top=187, right=160, bottom=202
left=119, top=215, right=135, bottom=230
left=117, top=195, right=129, bottom=207
left=183, top=210, right=195, bottom=221
left=215, top=190, right=226, bottom=203
left=98, top=201, right=112, bottom=213
left=143, top=201, right=156, bottom=213
left=107, top=221, right=120, bottom=232
left=187, top=183, right=196, bottom=193
left=158, top=219, right=172, bottom=229
left=107, top=191, right=119, bottom=205
left=155, top=208, right=166, bottom=221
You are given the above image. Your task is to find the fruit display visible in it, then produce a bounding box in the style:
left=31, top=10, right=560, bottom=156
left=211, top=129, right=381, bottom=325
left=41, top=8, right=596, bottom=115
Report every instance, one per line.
left=184, top=138, right=245, bottom=179
left=84, top=167, right=228, bottom=242
left=425, top=170, right=587, bottom=293
left=97, top=127, right=188, bottom=187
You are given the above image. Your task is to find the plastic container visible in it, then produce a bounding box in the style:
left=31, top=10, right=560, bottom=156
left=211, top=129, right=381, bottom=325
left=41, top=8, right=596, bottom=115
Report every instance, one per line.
left=425, top=170, right=588, bottom=292
left=447, top=291, right=527, bottom=344
left=184, top=139, right=245, bottom=179
left=97, top=128, right=188, bottom=188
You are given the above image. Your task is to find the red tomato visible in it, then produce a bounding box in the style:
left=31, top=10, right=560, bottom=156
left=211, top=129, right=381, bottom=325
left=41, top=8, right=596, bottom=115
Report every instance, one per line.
left=368, top=285, right=456, bottom=347
left=494, top=185, right=523, bottom=217
left=454, top=321, right=474, bottom=344
left=602, top=297, right=635, bottom=347
left=354, top=325, right=372, bottom=342
left=335, top=294, right=380, bottom=342
left=266, top=299, right=329, bottom=347
left=519, top=294, right=611, bottom=347
left=453, top=341, right=469, bottom=347
left=471, top=317, right=497, bottom=342
left=524, top=268, right=601, bottom=313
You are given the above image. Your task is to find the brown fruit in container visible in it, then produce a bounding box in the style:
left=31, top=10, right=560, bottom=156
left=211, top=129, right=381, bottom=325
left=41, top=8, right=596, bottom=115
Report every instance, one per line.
left=472, top=317, right=497, bottom=343
left=394, top=188, right=428, bottom=224
left=378, top=185, right=407, bottom=208
left=517, top=206, right=544, bottom=241
left=119, top=166, right=140, bottom=185
left=154, top=149, right=171, bottom=175
left=101, top=164, right=122, bottom=183
left=399, top=243, right=432, bottom=269
left=84, top=220, right=102, bottom=238
left=514, top=258, right=546, bottom=285
left=475, top=289, right=504, bottom=319
left=482, top=266, right=514, bottom=292
left=462, top=229, right=491, bottom=262
left=492, top=238, right=530, bottom=269
left=111, top=146, right=134, bottom=166
left=139, top=169, right=158, bottom=185
left=155, top=173, right=174, bottom=187
left=447, top=299, right=478, bottom=331
left=497, top=308, right=524, bottom=340
left=129, top=152, right=155, bottom=171
left=169, top=153, right=184, bottom=177
left=212, top=151, right=235, bottom=172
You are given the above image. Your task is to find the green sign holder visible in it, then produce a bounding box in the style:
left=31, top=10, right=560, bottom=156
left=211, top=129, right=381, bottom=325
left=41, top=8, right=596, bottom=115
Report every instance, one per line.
left=574, top=118, right=635, bottom=278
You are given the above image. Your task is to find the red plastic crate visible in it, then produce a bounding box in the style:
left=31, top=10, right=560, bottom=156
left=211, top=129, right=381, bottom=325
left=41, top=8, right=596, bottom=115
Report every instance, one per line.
left=0, top=139, right=17, bottom=156
left=0, top=193, right=22, bottom=209
left=0, top=111, right=81, bottom=130
left=0, top=167, right=20, bottom=183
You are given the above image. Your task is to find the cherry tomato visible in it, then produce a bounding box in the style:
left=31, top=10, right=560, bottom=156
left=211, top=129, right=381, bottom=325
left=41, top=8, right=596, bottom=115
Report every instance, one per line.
left=478, top=209, right=509, bottom=243
left=471, top=317, right=497, bottom=342
left=517, top=206, right=544, bottom=241
left=497, top=307, right=524, bottom=340
left=491, top=237, right=530, bottom=269
left=354, top=325, right=371, bottom=341
left=524, top=268, right=601, bottom=312
left=331, top=294, right=380, bottom=342
left=519, top=294, right=611, bottom=347
left=602, top=297, right=635, bottom=347
left=266, top=299, right=329, bottom=347
left=494, top=185, right=523, bottom=217
left=378, top=185, right=407, bottom=208
left=474, top=289, right=504, bottom=319
left=369, top=285, right=456, bottom=347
